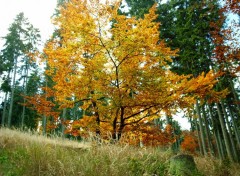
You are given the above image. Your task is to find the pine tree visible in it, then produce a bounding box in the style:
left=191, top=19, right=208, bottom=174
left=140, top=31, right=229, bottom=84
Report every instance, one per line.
left=0, top=13, right=40, bottom=127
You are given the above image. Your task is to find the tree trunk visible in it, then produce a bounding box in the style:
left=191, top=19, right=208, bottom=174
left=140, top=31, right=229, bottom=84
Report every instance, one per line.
left=229, top=78, right=240, bottom=112
left=195, top=118, right=203, bottom=155
left=8, top=57, right=18, bottom=127
left=196, top=100, right=208, bottom=156
left=61, top=108, right=67, bottom=138
left=216, top=128, right=226, bottom=159
left=42, top=115, right=47, bottom=135
left=202, top=105, right=214, bottom=156
left=220, top=100, right=239, bottom=162
left=226, top=103, right=240, bottom=150
left=117, top=107, right=125, bottom=140
left=216, top=103, right=234, bottom=161
left=92, top=101, right=100, bottom=136
left=207, top=103, right=223, bottom=159
left=112, top=108, right=120, bottom=140
left=21, top=64, right=29, bottom=129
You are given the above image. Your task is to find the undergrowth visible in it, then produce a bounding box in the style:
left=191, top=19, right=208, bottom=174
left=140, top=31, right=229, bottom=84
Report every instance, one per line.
left=0, top=128, right=239, bottom=176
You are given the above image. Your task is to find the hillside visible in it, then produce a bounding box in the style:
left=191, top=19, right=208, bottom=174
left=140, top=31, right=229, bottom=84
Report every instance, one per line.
left=0, top=128, right=240, bottom=176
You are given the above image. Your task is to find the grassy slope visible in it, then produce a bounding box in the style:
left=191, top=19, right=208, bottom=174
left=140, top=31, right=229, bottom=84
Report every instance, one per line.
left=0, top=128, right=239, bottom=176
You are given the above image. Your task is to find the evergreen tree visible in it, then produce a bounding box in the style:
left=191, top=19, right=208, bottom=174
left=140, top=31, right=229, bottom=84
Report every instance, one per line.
left=125, top=0, right=156, bottom=18
left=0, top=13, right=40, bottom=127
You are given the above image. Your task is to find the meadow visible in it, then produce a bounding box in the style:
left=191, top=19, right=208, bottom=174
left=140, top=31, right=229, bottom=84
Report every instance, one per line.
left=0, top=128, right=239, bottom=176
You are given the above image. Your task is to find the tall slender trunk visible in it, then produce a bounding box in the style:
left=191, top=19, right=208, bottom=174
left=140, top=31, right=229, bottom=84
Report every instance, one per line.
left=202, top=105, right=214, bottom=156
left=226, top=104, right=240, bottom=149
left=220, top=100, right=238, bottom=162
left=8, top=57, right=18, bottom=127
left=217, top=128, right=226, bottom=159
left=196, top=100, right=208, bottom=156
left=189, top=117, right=195, bottom=132
left=195, top=118, right=203, bottom=155
left=42, top=80, right=47, bottom=135
left=207, top=103, right=223, bottom=159
left=21, top=64, right=29, bottom=129
left=229, top=78, right=240, bottom=112
left=216, top=103, right=234, bottom=161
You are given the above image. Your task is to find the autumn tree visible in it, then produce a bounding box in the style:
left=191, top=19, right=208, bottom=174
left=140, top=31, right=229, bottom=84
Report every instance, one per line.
left=181, top=131, right=199, bottom=154
left=40, top=0, right=226, bottom=141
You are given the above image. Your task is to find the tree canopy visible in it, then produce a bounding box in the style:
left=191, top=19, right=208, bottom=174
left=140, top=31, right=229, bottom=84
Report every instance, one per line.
left=40, top=0, right=227, bottom=139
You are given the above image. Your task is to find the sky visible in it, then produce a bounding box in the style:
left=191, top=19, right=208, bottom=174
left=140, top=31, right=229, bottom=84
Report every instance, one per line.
left=0, top=0, right=57, bottom=48
left=0, top=0, right=191, bottom=130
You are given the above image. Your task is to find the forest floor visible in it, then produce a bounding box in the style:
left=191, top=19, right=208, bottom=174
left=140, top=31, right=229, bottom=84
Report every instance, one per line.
left=0, top=128, right=240, bottom=176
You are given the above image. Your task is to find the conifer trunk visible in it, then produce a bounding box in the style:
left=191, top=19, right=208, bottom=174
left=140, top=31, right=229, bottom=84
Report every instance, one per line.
left=195, top=118, right=203, bottom=155
left=226, top=104, right=240, bottom=149
left=8, top=57, right=18, bottom=127
left=229, top=78, right=240, bottom=112
left=196, top=100, right=208, bottom=156
left=220, top=100, right=238, bottom=162
left=202, top=105, right=214, bottom=156
left=217, top=128, right=226, bottom=159
left=207, top=103, right=223, bottom=159
left=21, top=64, right=29, bottom=129
left=216, top=103, right=234, bottom=161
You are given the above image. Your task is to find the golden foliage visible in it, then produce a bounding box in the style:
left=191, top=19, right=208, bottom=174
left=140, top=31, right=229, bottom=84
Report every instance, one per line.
left=35, top=0, right=227, bottom=139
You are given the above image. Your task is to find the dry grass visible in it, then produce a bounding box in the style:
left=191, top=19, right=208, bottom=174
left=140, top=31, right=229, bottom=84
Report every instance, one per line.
left=195, top=156, right=240, bottom=176
left=0, top=128, right=90, bottom=150
left=0, top=128, right=240, bottom=176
